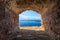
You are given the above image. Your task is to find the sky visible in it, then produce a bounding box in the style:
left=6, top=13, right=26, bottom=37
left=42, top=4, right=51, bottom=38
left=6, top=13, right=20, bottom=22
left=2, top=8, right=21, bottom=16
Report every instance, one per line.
left=19, top=10, right=41, bottom=20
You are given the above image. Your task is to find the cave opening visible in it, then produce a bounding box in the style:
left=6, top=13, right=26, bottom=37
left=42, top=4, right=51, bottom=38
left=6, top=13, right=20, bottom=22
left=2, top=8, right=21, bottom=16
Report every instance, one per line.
left=18, top=10, right=42, bottom=27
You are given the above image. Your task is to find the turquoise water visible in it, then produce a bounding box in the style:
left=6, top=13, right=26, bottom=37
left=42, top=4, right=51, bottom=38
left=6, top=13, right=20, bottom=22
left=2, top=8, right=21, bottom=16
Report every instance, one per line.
left=19, top=20, right=41, bottom=26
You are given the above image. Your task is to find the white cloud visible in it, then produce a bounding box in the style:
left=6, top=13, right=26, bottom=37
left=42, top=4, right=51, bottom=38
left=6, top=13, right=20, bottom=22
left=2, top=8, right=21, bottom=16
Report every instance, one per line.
left=19, top=15, right=41, bottom=20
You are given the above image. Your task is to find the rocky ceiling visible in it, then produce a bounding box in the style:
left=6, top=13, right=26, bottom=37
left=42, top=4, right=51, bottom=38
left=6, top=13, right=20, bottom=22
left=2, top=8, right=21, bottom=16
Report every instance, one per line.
left=5, top=0, right=57, bottom=14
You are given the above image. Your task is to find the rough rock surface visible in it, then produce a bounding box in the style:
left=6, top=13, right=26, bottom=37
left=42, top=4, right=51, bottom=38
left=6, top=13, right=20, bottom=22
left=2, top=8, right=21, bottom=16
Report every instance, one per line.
left=0, top=0, right=60, bottom=40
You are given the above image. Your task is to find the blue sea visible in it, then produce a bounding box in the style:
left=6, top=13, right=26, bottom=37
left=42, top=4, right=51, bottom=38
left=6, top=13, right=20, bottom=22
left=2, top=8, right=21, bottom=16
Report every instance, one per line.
left=19, top=20, right=41, bottom=26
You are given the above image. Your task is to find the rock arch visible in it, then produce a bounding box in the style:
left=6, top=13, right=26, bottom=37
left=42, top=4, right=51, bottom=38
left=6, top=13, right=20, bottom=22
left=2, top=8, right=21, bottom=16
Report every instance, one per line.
left=0, top=0, right=60, bottom=40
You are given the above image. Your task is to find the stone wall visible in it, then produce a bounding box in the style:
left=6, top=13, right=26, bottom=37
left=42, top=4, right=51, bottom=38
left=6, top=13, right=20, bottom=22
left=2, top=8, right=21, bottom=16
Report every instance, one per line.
left=0, top=1, right=20, bottom=39
left=42, top=5, right=60, bottom=35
